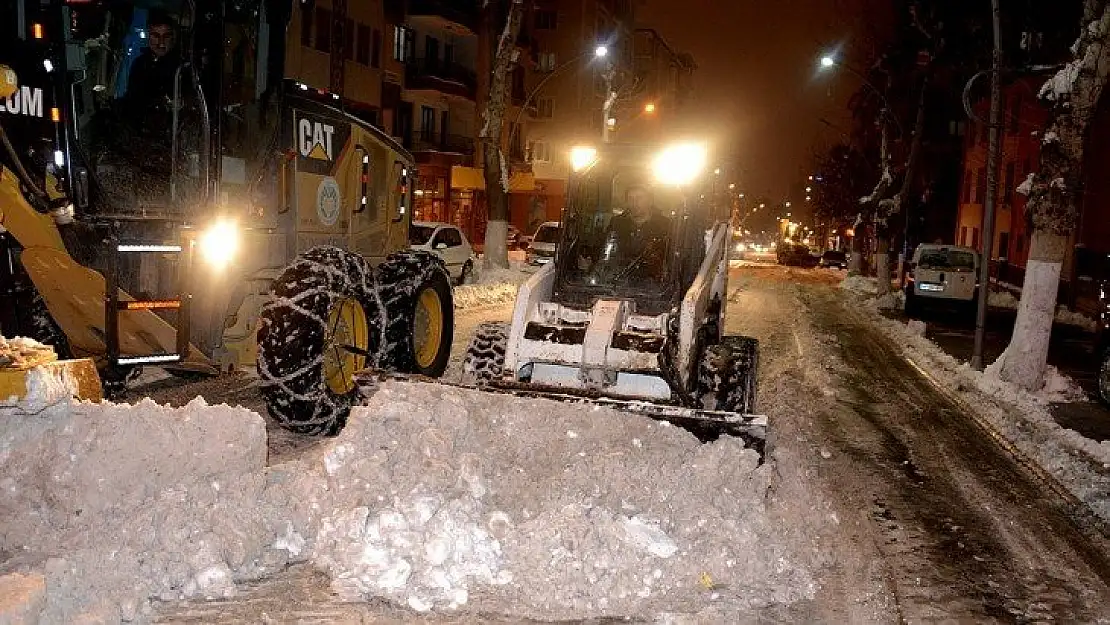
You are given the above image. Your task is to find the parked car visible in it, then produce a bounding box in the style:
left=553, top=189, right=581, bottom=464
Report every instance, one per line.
left=409, top=221, right=475, bottom=285
left=904, top=243, right=980, bottom=319
left=777, top=242, right=818, bottom=267
left=819, top=250, right=848, bottom=269
left=1075, top=250, right=1110, bottom=404
left=526, top=221, right=561, bottom=266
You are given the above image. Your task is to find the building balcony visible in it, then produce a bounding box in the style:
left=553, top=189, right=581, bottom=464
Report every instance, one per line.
left=408, top=131, right=476, bottom=156
left=405, top=58, right=477, bottom=100
left=407, top=0, right=479, bottom=36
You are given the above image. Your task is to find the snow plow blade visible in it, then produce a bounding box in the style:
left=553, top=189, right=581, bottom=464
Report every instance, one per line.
left=354, top=370, right=767, bottom=457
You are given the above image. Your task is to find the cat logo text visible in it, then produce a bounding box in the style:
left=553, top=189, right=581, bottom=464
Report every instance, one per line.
left=298, top=118, right=336, bottom=161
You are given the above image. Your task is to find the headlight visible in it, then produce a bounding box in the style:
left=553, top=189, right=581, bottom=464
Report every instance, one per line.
left=198, top=219, right=239, bottom=269
left=652, top=143, right=707, bottom=185
left=570, top=146, right=598, bottom=172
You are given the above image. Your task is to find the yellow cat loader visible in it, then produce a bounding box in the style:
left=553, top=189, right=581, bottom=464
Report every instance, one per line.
left=0, top=1, right=453, bottom=419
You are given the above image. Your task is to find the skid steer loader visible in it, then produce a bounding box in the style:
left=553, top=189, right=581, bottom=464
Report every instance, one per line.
left=458, top=142, right=765, bottom=451
left=1, top=0, right=454, bottom=415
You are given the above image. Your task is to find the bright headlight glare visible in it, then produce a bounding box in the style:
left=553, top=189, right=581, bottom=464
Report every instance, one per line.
left=653, top=143, right=707, bottom=185
left=199, top=219, right=238, bottom=268
left=570, top=146, right=598, bottom=172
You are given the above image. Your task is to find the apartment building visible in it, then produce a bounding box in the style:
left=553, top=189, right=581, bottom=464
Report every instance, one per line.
left=516, top=0, right=637, bottom=235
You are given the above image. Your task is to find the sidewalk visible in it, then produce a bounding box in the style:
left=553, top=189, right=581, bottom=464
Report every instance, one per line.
left=882, top=304, right=1110, bottom=442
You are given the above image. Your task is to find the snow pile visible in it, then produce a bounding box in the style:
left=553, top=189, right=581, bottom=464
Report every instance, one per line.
left=988, top=289, right=1020, bottom=309
left=840, top=290, right=1110, bottom=521
left=1039, top=364, right=1089, bottom=403
left=1054, top=306, right=1099, bottom=332
left=2, top=382, right=817, bottom=621
left=839, top=275, right=878, bottom=295
left=0, top=398, right=309, bottom=622
left=871, top=290, right=904, bottom=311
left=986, top=289, right=1097, bottom=331
left=308, top=382, right=814, bottom=620
left=0, top=336, right=56, bottom=369
left=454, top=262, right=531, bottom=309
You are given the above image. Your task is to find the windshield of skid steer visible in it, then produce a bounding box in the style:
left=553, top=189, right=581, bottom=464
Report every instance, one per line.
left=560, top=167, right=681, bottom=295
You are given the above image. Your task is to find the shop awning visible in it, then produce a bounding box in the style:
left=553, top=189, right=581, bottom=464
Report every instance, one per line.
left=450, top=166, right=537, bottom=193
left=450, top=166, right=484, bottom=191
left=509, top=172, right=535, bottom=192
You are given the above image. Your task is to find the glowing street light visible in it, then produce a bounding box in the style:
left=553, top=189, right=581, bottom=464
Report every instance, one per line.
left=595, top=45, right=609, bottom=58
left=714, top=167, right=721, bottom=175
left=820, top=55, right=836, bottom=68
left=785, top=201, right=792, bottom=208
left=644, top=102, right=656, bottom=113
left=805, top=186, right=812, bottom=192
left=728, top=183, right=736, bottom=190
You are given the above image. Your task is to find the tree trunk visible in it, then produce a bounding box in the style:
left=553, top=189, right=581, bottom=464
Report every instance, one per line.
left=992, top=1, right=1110, bottom=390
left=990, top=230, right=1068, bottom=387
left=479, top=0, right=524, bottom=270
left=848, top=214, right=864, bottom=274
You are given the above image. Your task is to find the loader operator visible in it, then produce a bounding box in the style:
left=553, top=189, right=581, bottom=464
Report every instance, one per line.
left=608, top=184, right=671, bottom=255
left=577, top=184, right=671, bottom=283
left=124, top=10, right=181, bottom=133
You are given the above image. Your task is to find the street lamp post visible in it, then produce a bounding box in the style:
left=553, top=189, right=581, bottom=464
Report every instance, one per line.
left=510, top=44, right=611, bottom=145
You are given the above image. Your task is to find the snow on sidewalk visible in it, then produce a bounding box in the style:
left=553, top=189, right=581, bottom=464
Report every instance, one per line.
left=1, top=381, right=817, bottom=622
left=987, top=290, right=1098, bottom=331
left=452, top=262, right=531, bottom=309
left=838, top=284, right=1110, bottom=523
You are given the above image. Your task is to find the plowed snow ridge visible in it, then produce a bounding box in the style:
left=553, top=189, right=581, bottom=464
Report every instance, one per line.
left=0, top=381, right=816, bottom=622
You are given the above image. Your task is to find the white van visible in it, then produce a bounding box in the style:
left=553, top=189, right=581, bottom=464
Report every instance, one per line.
left=904, top=243, right=981, bottom=317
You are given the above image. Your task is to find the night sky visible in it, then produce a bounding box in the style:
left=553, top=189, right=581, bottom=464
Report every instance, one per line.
left=638, top=0, right=889, bottom=222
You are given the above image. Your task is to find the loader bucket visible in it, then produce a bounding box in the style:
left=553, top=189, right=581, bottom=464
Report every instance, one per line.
left=354, top=370, right=768, bottom=459
left=20, top=247, right=216, bottom=374
left=0, top=358, right=103, bottom=404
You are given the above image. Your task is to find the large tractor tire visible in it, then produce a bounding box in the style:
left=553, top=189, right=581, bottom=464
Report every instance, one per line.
left=371, top=250, right=454, bottom=377
left=461, top=321, right=509, bottom=386
left=696, top=335, right=758, bottom=415
left=257, top=247, right=379, bottom=435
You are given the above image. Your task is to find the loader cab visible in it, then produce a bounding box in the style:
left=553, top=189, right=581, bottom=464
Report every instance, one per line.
left=50, top=1, right=217, bottom=215
left=552, top=143, right=714, bottom=316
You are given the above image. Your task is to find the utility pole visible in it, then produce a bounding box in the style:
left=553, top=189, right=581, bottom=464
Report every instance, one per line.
left=970, top=0, right=1003, bottom=370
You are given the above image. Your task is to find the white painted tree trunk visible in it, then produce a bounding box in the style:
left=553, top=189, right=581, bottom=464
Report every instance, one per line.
left=848, top=215, right=863, bottom=275
left=479, top=0, right=523, bottom=271
left=993, top=0, right=1110, bottom=390
left=988, top=231, right=1067, bottom=389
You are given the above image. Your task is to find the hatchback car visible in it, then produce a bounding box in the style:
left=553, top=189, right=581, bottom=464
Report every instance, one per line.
left=526, top=221, right=561, bottom=266
left=819, top=250, right=848, bottom=269
left=904, top=244, right=980, bottom=318
left=409, top=222, right=475, bottom=284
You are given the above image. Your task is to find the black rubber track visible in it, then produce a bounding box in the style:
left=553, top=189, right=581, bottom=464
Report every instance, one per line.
left=696, top=335, right=759, bottom=414
left=461, top=321, right=509, bottom=386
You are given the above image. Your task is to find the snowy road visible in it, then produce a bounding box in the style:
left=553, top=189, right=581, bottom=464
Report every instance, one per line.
left=730, top=263, right=1110, bottom=621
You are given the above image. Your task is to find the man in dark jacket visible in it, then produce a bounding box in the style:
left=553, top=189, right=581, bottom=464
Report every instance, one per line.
left=124, top=10, right=181, bottom=129
left=607, top=184, right=671, bottom=256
